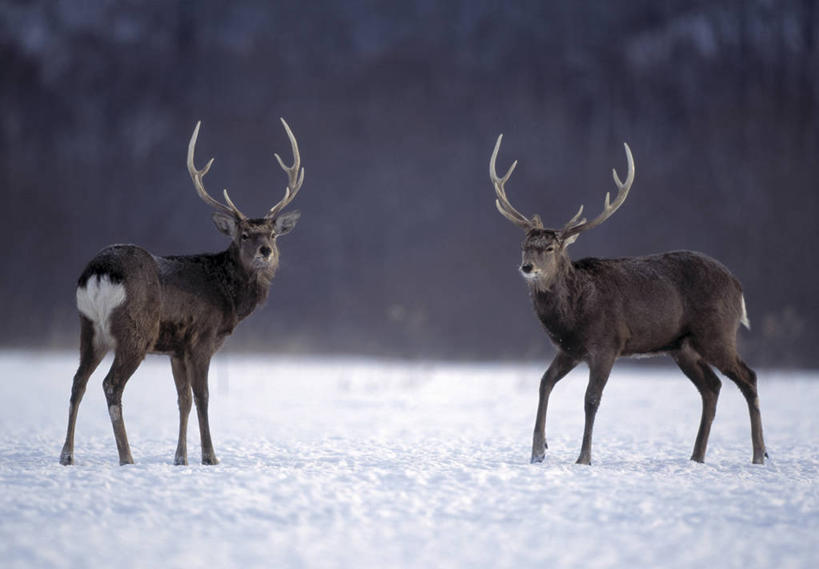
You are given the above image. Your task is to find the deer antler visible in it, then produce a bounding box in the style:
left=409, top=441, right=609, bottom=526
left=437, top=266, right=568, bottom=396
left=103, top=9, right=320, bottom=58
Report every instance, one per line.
left=187, top=121, right=247, bottom=220
left=490, top=134, right=543, bottom=231
left=266, top=118, right=304, bottom=220
left=561, top=142, right=635, bottom=238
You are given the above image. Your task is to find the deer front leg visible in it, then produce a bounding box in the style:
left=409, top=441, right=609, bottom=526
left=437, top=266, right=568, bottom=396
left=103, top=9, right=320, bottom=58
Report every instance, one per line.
left=576, top=354, right=615, bottom=465
left=532, top=351, right=578, bottom=463
left=188, top=351, right=219, bottom=465
left=171, top=356, right=192, bottom=465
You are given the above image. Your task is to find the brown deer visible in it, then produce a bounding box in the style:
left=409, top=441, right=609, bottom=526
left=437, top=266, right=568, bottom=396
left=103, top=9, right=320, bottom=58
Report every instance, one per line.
left=60, top=119, right=304, bottom=465
left=489, top=135, right=766, bottom=465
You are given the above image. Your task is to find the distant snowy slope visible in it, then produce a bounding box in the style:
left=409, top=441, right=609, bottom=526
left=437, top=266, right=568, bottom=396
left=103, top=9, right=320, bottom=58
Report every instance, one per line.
left=0, top=352, right=817, bottom=569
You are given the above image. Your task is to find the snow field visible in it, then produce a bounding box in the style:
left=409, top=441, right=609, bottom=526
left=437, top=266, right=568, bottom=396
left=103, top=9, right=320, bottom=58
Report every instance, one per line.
left=0, top=352, right=817, bottom=568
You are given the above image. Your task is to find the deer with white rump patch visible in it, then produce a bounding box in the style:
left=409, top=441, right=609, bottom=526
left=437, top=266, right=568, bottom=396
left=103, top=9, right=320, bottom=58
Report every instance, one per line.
left=60, top=119, right=304, bottom=465
left=489, top=135, right=766, bottom=465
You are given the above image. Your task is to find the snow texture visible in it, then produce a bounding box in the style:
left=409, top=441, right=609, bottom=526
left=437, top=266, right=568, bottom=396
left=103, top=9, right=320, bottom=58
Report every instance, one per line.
left=0, top=351, right=817, bottom=569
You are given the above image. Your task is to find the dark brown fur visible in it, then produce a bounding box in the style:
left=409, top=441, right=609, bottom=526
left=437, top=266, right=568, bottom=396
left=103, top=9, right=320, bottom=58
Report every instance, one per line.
left=60, top=212, right=298, bottom=466
left=522, top=229, right=766, bottom=465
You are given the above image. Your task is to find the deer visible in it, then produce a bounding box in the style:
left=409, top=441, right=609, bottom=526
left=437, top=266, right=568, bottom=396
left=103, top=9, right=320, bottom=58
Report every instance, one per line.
left=59, top=119, right=304, bottom=466
left=489, top=134, right=767, bottom=465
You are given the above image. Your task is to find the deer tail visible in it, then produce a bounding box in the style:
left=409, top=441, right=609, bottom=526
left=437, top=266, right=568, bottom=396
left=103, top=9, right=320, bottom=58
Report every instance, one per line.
left=740, top=295, right=751, bottom=330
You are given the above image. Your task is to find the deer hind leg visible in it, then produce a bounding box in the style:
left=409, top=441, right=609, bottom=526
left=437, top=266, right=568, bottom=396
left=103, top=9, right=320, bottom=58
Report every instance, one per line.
left=576, top=353, right=616, bottom=465
left=171, top=356, right=192, bottom=465
left=532, top=351, right=578, bottom=463
left=60, top=317, right=107, bottom=465
left=671, top=341, right=722, bottom=463
left=719, top=357, right=766, bottom=464
left=102, top=345, right=146, bottom=465
left=187, top=351, right=219, bottom=465
left=697, top=335, right=767, bottom=465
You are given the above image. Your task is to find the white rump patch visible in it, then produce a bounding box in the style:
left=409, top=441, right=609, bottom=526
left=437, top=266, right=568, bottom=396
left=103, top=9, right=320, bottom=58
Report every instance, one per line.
left=76, top=275, right=127, bottom=348
left=740, top=295, right=751, bottom=330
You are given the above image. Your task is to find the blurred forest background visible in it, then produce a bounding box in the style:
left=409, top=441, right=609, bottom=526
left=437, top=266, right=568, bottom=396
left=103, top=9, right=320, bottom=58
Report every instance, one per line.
left=1, top=0, right=817, bottom=367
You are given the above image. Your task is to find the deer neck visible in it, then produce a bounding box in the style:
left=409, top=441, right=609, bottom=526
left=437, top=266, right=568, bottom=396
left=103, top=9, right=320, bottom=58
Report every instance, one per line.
left=530, top=255, right=580, bottom=332
left=221, top=245, right=273, bottom=321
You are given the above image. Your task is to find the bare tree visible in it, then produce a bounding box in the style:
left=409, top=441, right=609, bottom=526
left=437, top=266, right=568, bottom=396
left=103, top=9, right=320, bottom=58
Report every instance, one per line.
left=60, top=119, right=304, bottom=465
left=489, top=134, right=766, bottom=465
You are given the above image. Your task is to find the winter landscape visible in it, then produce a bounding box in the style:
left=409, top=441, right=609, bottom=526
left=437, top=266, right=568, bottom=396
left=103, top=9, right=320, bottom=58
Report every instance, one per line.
left=3, top=3, right=818, bottom=569
left=0, top=351, right=816, bottom=569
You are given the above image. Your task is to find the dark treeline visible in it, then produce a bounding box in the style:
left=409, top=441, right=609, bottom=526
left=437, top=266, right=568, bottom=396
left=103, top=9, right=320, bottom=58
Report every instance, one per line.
left=1, top=1, right=817, bottom=367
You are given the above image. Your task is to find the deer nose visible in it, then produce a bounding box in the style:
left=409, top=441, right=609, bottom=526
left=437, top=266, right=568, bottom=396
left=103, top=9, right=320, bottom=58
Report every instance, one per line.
left=520, top=263, right=534, bottom=274
left=259, top=246, right=272, bottom=258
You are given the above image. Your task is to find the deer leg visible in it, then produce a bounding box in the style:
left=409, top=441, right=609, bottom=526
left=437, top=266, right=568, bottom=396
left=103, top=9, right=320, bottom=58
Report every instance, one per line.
left=188, top=352, right=219, bottom=465
left=671, top=343, right=722, bottom=463
left=102, top=348, right=144, bottom=465
left=720, top=357, right=767, bottom=464
left=576, top=355, right=615, bottom=465
left=171, top=356, right=192, bottom=466
left=60, top=317, right=107, bottom=465
left=532, top=351, right=578, bottom=463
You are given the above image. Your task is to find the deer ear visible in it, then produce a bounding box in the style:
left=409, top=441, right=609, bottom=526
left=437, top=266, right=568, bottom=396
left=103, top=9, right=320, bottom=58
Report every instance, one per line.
left=212, top=211, right=238, bottom=238
left=562, top=233, right=579, bottom=247
left=273, top=210, right=300, bottom=236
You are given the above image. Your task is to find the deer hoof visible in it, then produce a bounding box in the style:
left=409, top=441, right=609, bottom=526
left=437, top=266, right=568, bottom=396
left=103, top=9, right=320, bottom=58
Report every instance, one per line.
left=201, top=455, right=220, bottom=465
left=530, top=452, right=545, bottom=464
left=59, top=452, right=74, bottom=466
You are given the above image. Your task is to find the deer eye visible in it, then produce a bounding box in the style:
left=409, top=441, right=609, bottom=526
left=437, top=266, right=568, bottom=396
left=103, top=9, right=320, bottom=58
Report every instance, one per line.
left=545, top=246, right=555, bottom=252
left=240, top=232, right=249, bottom=241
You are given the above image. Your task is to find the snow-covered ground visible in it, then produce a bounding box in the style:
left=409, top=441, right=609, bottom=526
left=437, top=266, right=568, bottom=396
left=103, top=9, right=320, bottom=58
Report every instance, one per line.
left=0, top=351, right=816, bottom=569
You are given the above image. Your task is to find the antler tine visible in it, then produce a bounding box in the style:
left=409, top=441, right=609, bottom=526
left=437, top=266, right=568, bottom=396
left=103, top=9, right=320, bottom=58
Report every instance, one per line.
left=562, top=142, right=635, bottom=238
left=490, top=134, right=541, bottom=231
left=561, top=204, right=586, bottom=232
left=612, top=142, right=635, bottom=193
left=222, top=189, right=243, bottom=215
left=187, top=121, right=247, bottom=220
left=267, top=117, right=304, bottom=219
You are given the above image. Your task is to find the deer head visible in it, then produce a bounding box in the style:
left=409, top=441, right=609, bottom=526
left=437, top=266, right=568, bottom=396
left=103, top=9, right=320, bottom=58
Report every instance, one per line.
left=490, top=134, right=635, bottom=289
left=187, top=119, right=304, bottom=279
